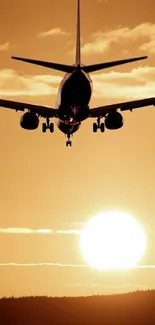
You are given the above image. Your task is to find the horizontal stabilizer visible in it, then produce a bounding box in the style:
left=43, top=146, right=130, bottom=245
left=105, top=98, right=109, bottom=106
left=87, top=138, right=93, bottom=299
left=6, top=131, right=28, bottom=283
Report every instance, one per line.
left=12, top=56, right=76, bottom=73
left=83, top=56, right=147, bottom=73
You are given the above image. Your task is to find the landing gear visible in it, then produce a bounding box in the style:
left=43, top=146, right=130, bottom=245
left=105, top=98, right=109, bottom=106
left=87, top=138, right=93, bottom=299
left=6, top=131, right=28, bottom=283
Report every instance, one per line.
left=66, top=140, right=72, bottom=147
left=100, top=123, right=105, bottom=132
left=66, top=134, right=72, bottom=147
left=93, top=117, right=105, bottom=133
left=93, top=122, right=98, bottom=133
left=42, top=117, right=54, bottom=133
left=49, top=123, right=54, bottom=133
left=42, top=122, right=47, bottom=133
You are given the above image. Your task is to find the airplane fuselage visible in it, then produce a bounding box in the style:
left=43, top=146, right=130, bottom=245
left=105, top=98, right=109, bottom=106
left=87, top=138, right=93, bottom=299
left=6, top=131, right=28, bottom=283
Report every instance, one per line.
left=55, top=67, right=93, bottom=135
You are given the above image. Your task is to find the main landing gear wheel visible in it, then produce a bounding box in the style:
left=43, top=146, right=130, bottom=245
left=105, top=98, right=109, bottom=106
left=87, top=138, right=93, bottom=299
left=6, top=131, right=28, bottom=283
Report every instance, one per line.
left=42, top=117, right=54, bottom=133
left=42, top=122, right=47, bottom=133
left=49, top=123, right=54, bottom=133
left=93, top=122, right=98, bottom=133
left=66, top=134, right=72, bottom=147
left=100, top=123, right=105, bottom=132
left=93, top=117, right=105, bottom=133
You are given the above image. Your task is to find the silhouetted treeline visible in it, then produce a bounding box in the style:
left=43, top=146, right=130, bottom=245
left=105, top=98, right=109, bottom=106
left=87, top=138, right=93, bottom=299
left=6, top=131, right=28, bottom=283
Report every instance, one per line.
left=0, top=290, right=154, bottom=325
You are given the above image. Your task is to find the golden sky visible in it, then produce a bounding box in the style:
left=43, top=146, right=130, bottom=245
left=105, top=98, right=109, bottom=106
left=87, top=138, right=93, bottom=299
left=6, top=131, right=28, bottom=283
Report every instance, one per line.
left=0, top=0, right=155, bottom=297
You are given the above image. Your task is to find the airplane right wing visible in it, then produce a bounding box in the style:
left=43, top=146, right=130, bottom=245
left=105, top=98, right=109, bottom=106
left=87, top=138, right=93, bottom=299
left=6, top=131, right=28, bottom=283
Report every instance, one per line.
left=0, top=99, right=58, bottom=118
left=90, top=97, right=155, bottom=118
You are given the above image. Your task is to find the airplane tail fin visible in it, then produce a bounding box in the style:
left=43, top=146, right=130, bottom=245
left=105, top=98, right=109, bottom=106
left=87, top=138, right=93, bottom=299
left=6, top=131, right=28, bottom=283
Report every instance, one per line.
left=12, top=0, right=82, bottom=72
left=75, top=0, right=81, bottom=66
left=12, top=0, right=147, bottom=74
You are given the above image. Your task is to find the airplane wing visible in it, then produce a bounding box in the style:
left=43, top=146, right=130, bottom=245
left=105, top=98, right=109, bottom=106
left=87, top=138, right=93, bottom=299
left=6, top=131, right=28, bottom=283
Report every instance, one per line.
left=90, top=97, right=155, bottom=118
left=0, top=99, right=58, bottom=118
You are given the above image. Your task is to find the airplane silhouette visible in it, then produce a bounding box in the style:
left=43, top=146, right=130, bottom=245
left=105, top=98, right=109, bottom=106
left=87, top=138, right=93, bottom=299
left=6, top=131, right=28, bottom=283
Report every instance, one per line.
left=0, top=0, right=155, bottom=146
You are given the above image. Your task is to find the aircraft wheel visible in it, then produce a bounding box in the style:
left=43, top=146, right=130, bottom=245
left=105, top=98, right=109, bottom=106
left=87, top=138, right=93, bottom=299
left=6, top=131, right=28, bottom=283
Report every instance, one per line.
left=49, top=123, right=54, bottom=133
left=100, top=123, right=105, bottom=133
left=66, top=141, right=72, bottom=147
left=42, top=123, right=47, bottom=133
left=93, top=123, right=98, bottom=133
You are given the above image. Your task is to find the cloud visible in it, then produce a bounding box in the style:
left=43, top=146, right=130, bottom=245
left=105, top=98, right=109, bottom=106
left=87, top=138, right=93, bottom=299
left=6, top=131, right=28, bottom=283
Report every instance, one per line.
left=0, top=227, right=81, bottom=235
left=91, top=66, right=155, bottom=100
left=0, top=69, right=60, bottom=97
left=136, top=265, right=155, bottom=269
left=0, top=228, right=53, bottom=234
left=140, top=39, right=155, bottom=54
left=81, top=23, right=155, bottom=55
left=68, top=283, right=148, bottom=290
left=33, top=75, right=62, bottom=83
left=1, top=65, right=155, bottom=101
left=57, top=230, right=81, bottom=235
left=0, top=42, right=12, bottom=51
left=38, top=28, right=70, bottom=38
left=92, top=66, right=155, bottom=82
left=0, top=262, right=86, bottom=267
left=0, top=263, right=155, bottom=269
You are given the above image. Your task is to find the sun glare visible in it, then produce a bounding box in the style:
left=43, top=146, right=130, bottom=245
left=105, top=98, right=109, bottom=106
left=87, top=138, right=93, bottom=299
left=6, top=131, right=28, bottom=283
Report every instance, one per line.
left=80, top=211, right=146, bottom=270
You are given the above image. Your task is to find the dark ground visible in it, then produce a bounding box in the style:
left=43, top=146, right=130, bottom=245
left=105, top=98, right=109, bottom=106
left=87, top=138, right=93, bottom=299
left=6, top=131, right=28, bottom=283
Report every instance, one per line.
left=0, top=290, right=154, bottom=325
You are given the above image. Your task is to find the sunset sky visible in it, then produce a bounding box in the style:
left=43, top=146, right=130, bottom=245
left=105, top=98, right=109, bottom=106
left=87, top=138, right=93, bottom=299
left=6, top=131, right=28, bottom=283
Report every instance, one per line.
left=0, top=0, right=155, bottom=297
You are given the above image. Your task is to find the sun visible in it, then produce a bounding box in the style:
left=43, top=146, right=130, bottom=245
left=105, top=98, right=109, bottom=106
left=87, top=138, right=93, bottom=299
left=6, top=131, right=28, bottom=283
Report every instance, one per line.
left=80, top=211, right=146, bottom=270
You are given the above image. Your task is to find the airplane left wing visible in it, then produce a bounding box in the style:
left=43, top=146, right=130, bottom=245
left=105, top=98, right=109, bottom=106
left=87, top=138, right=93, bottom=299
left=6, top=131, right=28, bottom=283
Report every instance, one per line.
left=90, top=97, right=155, bottom=118
left=0, top=99, right=58, bottom=118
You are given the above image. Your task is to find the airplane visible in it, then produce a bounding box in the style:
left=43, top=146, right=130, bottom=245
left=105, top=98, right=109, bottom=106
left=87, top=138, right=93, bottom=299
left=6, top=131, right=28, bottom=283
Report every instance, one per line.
left=0, top=0, right=155, bottom=146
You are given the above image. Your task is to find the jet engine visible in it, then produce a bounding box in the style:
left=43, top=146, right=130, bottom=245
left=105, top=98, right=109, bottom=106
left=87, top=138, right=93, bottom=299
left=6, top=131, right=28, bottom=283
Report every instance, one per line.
left=20, top=112, right=39, bottom=130
left=105, top=112, right=124, bottom=130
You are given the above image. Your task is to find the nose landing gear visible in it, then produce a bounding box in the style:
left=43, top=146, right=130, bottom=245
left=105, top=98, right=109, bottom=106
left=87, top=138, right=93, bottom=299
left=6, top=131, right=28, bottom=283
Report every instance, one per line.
left=66, top=134, right=72, bottom=147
